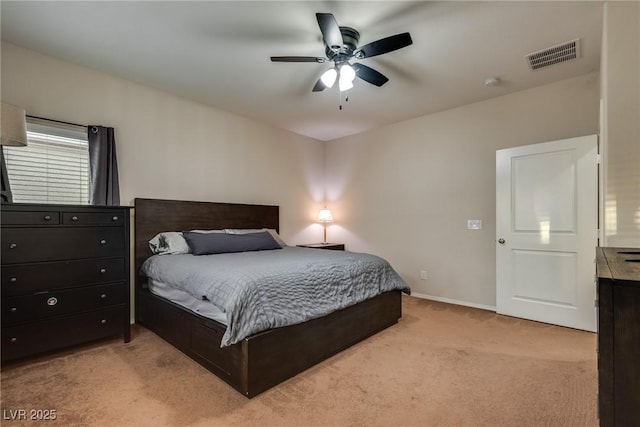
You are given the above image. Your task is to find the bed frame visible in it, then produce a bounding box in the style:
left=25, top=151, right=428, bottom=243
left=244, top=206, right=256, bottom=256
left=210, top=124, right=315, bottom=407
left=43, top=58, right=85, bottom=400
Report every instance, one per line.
left=134, top=198, right=402, bottom=398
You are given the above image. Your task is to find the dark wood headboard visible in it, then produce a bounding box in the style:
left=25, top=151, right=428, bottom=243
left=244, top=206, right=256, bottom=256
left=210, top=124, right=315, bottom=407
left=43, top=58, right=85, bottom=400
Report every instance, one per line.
left=134, top=198, right=279, bottom=277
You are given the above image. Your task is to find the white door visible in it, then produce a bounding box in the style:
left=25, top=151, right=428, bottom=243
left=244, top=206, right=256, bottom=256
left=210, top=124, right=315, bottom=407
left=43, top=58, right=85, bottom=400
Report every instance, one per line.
left=496, top=135, right=598, bottom=332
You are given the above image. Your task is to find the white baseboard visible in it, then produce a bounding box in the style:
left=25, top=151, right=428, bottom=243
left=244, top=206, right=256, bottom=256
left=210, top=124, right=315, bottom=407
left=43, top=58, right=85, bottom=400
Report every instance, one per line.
left=410, top=292, right=496, bottom=312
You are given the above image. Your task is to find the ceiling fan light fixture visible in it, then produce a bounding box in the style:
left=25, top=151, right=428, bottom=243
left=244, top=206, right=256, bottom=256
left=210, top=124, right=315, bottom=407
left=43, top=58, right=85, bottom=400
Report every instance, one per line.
left=339, top=64, right=356, bottom=82
left=320, top=68, right=337, bottom=88
left=338, top=79, right=354, bottom=92
left=338, top=64, right=356, bottom=91
left=271, top=13, right=412, bottom=96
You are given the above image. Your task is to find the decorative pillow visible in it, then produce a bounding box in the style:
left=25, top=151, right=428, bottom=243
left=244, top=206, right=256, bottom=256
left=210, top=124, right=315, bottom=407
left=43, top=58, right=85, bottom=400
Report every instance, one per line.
left=224, top=228, right=287, bottom=247
left=149, top=230, right=225, bottom=254
left=149, top=232, right=191, bottom=255
left=183, top=231, right=282, bottom=255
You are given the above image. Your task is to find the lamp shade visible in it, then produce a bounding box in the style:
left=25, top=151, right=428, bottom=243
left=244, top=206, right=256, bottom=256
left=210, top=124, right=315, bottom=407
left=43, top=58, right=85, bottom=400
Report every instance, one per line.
left=317, top=208, right=334, bottom=223
left=1, top=103, right=28, bottom=146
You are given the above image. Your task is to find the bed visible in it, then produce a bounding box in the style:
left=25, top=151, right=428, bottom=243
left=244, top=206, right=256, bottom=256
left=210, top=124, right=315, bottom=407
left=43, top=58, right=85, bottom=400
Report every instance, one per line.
left=134, top=198, right=406, bottom=398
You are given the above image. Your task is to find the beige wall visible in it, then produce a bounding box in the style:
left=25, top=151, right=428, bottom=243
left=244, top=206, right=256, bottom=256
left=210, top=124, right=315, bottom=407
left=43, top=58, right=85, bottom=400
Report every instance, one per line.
left=0, top=40, right=614, bottom=310
left=601, top=2, right=640, bottom=248
left=1, top=42, right=326, bottom=244
left=325, top=73, right=600, bottom=308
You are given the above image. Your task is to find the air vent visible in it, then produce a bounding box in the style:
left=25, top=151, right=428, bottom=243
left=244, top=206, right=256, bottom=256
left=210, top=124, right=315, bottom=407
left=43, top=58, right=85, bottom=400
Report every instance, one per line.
left=525, top=39, right=580, bottom=71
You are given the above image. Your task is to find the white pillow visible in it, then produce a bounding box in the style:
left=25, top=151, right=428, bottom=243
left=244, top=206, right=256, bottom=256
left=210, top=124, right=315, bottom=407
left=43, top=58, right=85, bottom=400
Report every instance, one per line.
left=149, top=232, right=191, bottom=255
left=224, top=228, right=287, bottom=247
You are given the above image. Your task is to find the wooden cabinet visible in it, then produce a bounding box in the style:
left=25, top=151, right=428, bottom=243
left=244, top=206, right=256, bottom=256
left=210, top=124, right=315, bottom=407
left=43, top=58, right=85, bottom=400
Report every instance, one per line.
left=596, top=247, right=640, bottom=427
left=296, top=243, right=345, bottom=251
left=1, top=203, right=131, bottom=363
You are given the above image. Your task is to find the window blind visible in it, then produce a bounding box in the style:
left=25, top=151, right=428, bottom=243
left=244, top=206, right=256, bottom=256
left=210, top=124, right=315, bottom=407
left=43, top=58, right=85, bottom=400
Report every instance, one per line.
left=3, top=118, right=89, bottom=205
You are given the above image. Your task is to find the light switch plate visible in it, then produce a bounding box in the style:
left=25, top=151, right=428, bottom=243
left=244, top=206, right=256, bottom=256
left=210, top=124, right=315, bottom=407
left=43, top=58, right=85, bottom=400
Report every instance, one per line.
left=467, top=219, right=482, bottom=230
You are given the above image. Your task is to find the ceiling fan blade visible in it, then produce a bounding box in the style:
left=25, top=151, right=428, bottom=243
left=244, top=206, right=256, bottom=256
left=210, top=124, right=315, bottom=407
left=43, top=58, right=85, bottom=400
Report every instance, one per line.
left=271, top=56, right=327, bottom=63
left=312, top=78, right=327, bottom=92
left=316, top=13, right=343, bottom=50
left=352, top=63, right=389, bottom=87
left=354, top=32, right=413, bottom=59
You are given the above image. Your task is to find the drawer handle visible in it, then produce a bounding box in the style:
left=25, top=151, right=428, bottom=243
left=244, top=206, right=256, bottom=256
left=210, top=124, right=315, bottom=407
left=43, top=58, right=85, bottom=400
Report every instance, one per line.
left=100, top=319, right=107, bottom=324
left=10, top=307, right=17, bottom=312
left=44, top=215, right=52, bottom=221
left=100, top=240, right=107, bottom=245
left=100, top=294, right=107, bottom=299
left=9, top=243, right=17, bottom=249
left=112, top=216, right=119, bottom=221
left=10, top=277, right=17, bottom=283
left=10, top=337, right=17, bottom=343
left=72, top=216, right=79, bottom=221
left=100, top=268, right=107, bottom=274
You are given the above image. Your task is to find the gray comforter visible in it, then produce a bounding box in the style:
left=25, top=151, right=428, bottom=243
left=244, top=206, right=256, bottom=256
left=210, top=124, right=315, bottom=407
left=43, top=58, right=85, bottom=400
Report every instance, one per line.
left=141, top=246, right=410, bottom=347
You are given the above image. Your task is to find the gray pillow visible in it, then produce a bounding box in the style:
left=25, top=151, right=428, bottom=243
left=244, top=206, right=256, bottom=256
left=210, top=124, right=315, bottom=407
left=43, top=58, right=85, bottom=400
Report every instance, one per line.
left=224, top=228, right=287, bottom=247
left=182, top=231, right=282, bottom=255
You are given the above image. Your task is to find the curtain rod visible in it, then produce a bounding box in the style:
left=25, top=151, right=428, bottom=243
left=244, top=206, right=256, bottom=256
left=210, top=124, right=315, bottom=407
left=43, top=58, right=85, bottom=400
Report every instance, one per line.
left=26, top=114, right=87, bottom=129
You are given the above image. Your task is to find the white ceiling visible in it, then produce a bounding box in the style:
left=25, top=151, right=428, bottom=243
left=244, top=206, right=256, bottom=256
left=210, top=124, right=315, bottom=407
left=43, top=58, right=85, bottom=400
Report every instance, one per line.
left=1, top=1, right=603, bottom=141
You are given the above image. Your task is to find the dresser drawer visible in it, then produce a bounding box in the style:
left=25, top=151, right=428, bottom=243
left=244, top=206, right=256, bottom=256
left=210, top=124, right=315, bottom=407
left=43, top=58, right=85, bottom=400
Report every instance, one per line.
left=1, top=210, right=60, bottom=225
left=191, top=319, right=234, bottom=375
left=1, top=306, right=125, bottom=363
left=2, top=258, right=125, bottom=296
left=62, top=212, right=124, bottom=226
left=2, top=227, right=125, bottom=264
left=2, top=283, right=125, bottom=325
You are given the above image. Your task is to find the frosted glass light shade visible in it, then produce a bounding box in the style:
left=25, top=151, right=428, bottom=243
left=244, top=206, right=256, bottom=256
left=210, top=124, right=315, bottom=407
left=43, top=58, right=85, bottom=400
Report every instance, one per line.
left=1, top=103, right=28, bottom=146
left=340, top=64, right=355, bottom=82
left=338, top=79, right=354, bottom=91
left=320, top=68, right=337, bottom=88
left=317, top=208, right=334, bottom=223
left=338, top=64, right=356, bottom=92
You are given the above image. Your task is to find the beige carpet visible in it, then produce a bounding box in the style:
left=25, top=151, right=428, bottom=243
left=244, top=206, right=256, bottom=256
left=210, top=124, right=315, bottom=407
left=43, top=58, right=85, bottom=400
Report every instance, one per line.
left=1, top=296, right=597, bottom=427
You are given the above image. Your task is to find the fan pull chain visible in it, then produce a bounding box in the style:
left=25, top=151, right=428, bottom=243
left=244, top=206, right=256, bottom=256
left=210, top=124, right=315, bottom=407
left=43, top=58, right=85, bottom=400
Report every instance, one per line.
left=338, top=91, right=350, bottom=111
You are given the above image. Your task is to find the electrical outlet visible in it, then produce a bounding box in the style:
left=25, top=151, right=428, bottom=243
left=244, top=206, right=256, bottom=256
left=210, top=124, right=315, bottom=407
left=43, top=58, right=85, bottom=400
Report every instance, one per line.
left=467, top=219, right=482, bottom=230
left=420, top=270, right=428, bottom=280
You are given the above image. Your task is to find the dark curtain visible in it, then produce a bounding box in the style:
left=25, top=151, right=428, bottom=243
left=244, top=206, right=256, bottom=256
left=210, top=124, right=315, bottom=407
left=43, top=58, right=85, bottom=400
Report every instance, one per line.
left=88, top=125, right=120, bottom=206
left=1, top=146, right=12, bottom=203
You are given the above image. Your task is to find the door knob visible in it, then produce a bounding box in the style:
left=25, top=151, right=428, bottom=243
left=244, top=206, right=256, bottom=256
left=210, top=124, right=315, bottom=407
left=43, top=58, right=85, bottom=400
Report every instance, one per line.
left=498, top=238, right=506, bottom=245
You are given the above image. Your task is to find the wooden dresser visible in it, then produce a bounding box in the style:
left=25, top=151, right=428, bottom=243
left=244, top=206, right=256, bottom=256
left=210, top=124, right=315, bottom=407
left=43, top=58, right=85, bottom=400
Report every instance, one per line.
left=596, top=247, right=640, bottom=427
left=1, top=203, right=131, bottom=363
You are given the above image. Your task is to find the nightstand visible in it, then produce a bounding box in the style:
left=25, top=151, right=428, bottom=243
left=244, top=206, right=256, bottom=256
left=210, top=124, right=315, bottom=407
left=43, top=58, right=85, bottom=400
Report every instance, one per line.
left=297, top=243, right=345, bottom=251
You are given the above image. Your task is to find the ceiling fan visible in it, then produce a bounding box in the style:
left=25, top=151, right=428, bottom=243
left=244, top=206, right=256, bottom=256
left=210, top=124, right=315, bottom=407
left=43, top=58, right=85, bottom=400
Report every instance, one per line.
left=271, top=13, right=413, bottom=93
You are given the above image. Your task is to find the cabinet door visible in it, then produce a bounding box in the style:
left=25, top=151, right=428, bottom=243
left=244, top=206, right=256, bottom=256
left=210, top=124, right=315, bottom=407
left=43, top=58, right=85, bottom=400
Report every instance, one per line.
left=0, top=211, right=60, bottom=225
left=2, top=283, right=125, bottom=324
left=1, top=307, right=125, bottom=362
left=613, top=285, right=640, bottom=422
left=2, top=227, right=125, bottom=264
left=62, top=212, right=124, bottom=226
left=2, top=258, right=126, bottom=296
